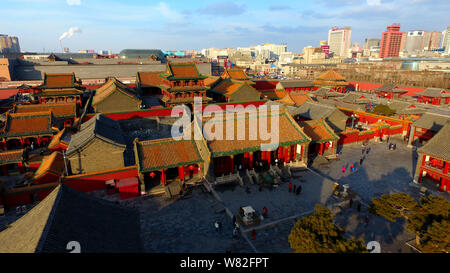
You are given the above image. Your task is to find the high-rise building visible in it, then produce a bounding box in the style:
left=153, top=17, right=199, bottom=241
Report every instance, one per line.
left=444, top=27, right=450, bottom=54
left=379, top=24, right=405, bottom=58
left=426, top=31, right=442, bottom=50
left=0, top=34, right=21, bottom=53
left=406, top=30, right=426, bottom=53
left=363, top=38, right=380, bottom=56
left=328, top=26, right=352, bottom=57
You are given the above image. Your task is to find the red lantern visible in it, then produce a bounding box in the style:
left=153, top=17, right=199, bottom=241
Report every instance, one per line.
left=189, top=165, right=195, bottom=171
left=149, top=172, right=155, bottom=178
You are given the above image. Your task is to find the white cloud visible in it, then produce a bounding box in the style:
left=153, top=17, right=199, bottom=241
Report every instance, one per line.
left=66, top=0, right=81, bottom=6
left=367, top=0, right=381, bottom=5
left=156, top=2, right=184, bottom=21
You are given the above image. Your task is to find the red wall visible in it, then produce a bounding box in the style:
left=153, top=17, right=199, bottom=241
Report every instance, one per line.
left=348, top=81, right=425, bottom=97
left=63, top=167, right=139, bottom=193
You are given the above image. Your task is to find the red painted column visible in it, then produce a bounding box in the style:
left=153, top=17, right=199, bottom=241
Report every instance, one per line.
left=249, top=152, right=253, bottom=169
left=320, top=142, right=324, bottom=155
left=178, top=166, right=185, bottom=181
left=230, top=155, right=234, bottom=173
left=292, top=145, right=297, bottom=161
left=300, top=145, right=303, bottom=161
left=161, top=170, right=166, bottom=186
left=284, top=146, right=289, bottom=163
left=267, top=151, right=271, bottom=165
left=443, top=161, right=448, bottom=174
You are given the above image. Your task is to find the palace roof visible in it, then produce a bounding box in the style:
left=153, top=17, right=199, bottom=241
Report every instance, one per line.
left=417, top=87, right=450, bottom=98
left=412, top=112, right=450, bottom=131
left=260, top=89, right=287, bottom=100
left=0, top=112, right=56, bottom=138
left=32, top=151, right=66, bottom=182
left=136, top=71, right=171, bottom=88
left=92, top=77, right=141, bottom=106
left=417, top=122, right=450, bottom=161
left=276, top=80, right=314, bottom=89
left=374, top=84, right=408, bottom=93
left=0, top=149, right=24, bottom=165
left=0, top=184, right=143, bottom=253
left=47, top=128, right=70, bottom=150
left=13, top=103, right=77, bottom=118
left=277, top=92, right=313, bottom=106
left=341, top=92, right=372, bottom=104
left=311, top=87, right=345, bottom=97
left=221, top=68, right=250, bottom=81
left=203, top=108, right=311, bottom=157
left=313, top=70, right=348, bottom=87
left=291, top=102, right=348, bottom=132
left=210, top=79, right=251, bottom=97
left=134, top=138, right=203, bottom=172
left=162, top=62, right=207, bottom=80
left=66, top=114, right=126, bottom=156
left=299, top=119, right=339, bottom=143
left=39, top=73, right=78, bottom=89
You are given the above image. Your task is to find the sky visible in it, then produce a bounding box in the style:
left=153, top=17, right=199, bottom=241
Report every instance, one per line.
left=1, top=0, right=449, bottom=53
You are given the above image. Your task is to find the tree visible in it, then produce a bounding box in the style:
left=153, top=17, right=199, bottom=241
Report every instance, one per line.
left=369, top=193, right=417, bottom=222
left=370, top=194, right=450, bottom=253
left=289, top=205, right=367, bottom=253
left=372, top=104, right=396, bottom=116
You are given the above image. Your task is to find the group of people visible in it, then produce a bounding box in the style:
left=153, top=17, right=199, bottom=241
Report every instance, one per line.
left=341, top=146, right=371, bottom=174
left=288, top=183, right=302, bottom=195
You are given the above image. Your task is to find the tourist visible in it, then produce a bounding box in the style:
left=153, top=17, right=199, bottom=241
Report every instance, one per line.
left=362, top=148, right=365, bottom=155
left=360, top=158, right=364, bottom=166
left=233, top=227, right=238, bottom=239
left=251, top=229, right=256, bottom=240
left=366, top=147, right=371, bottom=154
left=357, top=201, right=361, bottom=212
left=296, top=185, right=302, bottom=195
left=262, top=206, right=268, bottom=217
left=214, top=221, right=219, bottom=232
left=342, top=166, right=346, bottom=173
left=288, top=183, right=293, bottom=192
left=349, top=198, right=353, bottom=208
left=293, top=184, right=297, bottom=194
left=350, top=164, right=354, bottom=172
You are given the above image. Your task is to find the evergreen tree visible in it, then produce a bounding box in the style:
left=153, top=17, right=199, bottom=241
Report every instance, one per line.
left=370, top=193, right=450, bottom=253
left=289, top=205, right=367, bottom=253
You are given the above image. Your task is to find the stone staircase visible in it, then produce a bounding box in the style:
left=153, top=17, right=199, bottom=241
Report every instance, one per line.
left=214, top=172, right=244, bottom=187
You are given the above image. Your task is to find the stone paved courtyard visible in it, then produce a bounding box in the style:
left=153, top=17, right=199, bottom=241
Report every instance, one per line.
left=311, top=135, right=449, bottom=202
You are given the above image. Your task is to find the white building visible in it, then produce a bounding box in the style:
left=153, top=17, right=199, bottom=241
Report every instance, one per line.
left=444, top=27, right=450, bottom=55
left=328, top=26, right=352, bottom=57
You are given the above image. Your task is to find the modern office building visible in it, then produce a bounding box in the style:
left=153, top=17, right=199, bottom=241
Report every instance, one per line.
left=406, top=30, right=427, bottom=53
left=328, top=26, right=352, bottom=57
left=379, top=24, right=405, bottom=58
left=0, top=34, right=21, bottom=54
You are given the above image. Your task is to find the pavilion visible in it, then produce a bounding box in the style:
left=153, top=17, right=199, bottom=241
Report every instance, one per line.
left=313, top=70, right=348, bottom=93
left=34, top=73, right=84, bottom=105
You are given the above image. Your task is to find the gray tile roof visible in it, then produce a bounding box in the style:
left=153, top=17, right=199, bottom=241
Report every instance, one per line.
left=311, top=87, right=344, bottom=97
left=291, top=102, right=348, bottom=132
left=67, top=114, right=126, bottom=155
left=412, top=112, right=450, bottom=131
left=277, top=80, right=313, bottom=89
left=374, top=84, right=407, bottom=93
left=0, top=184, right=143, bottom=253
left=418, top=88, right=450, bottom=98
left=417, top=122, right=450, bottom=161
left=340, top=92, right=372, bottom=104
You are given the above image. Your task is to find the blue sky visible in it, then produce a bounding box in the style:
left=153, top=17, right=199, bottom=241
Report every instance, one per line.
left=1, top=0, right=449, bottom=53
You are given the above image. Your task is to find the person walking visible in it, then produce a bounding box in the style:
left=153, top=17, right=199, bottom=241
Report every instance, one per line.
left=362, top=148, right=365, bottom=155
left=350, top=164, right=354, bottom=172
left=366, top=147, right=370, bottom=154
left=293, top=184, right=297, bottom=194
left=288, top=183, right=293, bottom=192
left=342, top=166, right=346, bottom=173
left=296, top=185, right=302, bottom=195
left=251, top=229, right=256, bottom=240
left=349, top=198, right=353, bottom=208
left=360, top=157, right=364, bottom=166
left=262, top=206, right=268, bottom=217
left=357, top=201, right=361, bottom=212
left=214, top=221, right=220, bottom=232
left=233, top=227, right=238, bottom=239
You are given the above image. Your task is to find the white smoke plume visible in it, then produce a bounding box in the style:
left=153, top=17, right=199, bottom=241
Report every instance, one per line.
left=59, top=27, right=82, bottom=41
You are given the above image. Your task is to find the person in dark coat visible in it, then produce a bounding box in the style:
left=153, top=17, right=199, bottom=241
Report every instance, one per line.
left=360, top=158, right=364, bottom=166
left=251, top=229, right=256, bottom=240
left=262, top=207, right=268, bottom=217
left=293, top=184, right=297, bottom=193
left=357, top=201, right=361, bottom=212
left=366, top=147, right=370, bottom=154
left=296, top=185, right=302, bottom=195
left=349, top=198, right=353, bottom=208
left=288, top=183, right=293, bottom=192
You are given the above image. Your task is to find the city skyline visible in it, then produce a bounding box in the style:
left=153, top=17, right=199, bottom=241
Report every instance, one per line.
left=1, top=0, right=449, bottom=53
